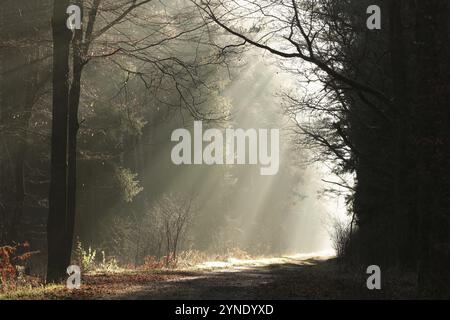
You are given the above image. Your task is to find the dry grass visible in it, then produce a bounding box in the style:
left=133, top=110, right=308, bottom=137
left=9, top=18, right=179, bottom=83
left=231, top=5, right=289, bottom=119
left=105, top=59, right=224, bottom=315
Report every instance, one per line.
left=139, top=248, right=256, bottom=270
left=0, top=270, right=190, bottom=300
left=0, top=284, right=65, bottom=300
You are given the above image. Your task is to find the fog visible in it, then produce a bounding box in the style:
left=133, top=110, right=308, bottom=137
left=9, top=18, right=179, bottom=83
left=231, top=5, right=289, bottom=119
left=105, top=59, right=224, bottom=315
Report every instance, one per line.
left=77, top=53, right=349, bottom=260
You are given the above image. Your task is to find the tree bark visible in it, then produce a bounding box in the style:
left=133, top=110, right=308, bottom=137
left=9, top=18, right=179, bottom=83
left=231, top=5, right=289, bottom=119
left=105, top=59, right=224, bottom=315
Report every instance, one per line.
left=65, top=26, right=83, bottom=268
left=47, top=0, right=72, bottom=283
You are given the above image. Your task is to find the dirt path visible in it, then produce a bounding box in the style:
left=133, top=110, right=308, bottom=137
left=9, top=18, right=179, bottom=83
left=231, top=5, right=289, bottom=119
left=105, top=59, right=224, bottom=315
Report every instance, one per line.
left=109, top=254, right=403, bottom=300
left=4, top=254, right=417, bottom=299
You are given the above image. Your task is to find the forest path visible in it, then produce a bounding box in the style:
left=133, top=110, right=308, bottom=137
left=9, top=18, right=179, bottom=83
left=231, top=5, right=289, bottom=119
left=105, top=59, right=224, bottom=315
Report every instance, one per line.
left=109, top=254, right=384, bottom=300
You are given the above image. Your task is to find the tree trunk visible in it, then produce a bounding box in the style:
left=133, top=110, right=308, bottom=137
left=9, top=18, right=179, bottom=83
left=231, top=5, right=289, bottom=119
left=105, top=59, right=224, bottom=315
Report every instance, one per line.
left=65, top=28, right=83, bottom=268
left=47, top=0, right=72, bottom=283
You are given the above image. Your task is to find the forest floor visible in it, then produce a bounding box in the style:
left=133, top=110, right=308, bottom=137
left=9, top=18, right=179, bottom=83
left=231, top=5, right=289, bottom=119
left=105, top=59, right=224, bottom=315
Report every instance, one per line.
left=0, top=253, right=419, bottom=300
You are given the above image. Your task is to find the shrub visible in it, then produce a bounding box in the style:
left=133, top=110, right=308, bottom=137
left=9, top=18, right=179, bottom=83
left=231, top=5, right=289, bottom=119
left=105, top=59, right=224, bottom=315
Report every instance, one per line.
left=116, top=167, right=143, bottom=203
left=0, top=242, right=38, bottom=289
left=98, top=251, right=120, bottom=272
left=330, top=219, right=352, bottom=259
left=152, top=193, right=196, bottom=264
left=74, top=241, right=97, bottom=272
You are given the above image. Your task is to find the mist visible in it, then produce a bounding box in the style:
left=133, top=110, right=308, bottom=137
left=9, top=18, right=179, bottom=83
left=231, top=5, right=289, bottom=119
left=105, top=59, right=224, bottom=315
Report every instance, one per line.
left=74, top=52, right=347, bottom=263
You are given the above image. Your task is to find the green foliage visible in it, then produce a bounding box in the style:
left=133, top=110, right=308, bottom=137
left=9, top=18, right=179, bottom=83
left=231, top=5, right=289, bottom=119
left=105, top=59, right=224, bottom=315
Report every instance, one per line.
left=74, top=241, right=121, bottom=272
left=115, top=167, right=143, bottom=203
left=75, top=241, right=97, bottom=272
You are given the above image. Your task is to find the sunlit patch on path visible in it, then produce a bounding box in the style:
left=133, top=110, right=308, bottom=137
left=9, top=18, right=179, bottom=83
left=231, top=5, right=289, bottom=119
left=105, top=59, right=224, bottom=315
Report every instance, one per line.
left=193, top=250, right=336, bottom=271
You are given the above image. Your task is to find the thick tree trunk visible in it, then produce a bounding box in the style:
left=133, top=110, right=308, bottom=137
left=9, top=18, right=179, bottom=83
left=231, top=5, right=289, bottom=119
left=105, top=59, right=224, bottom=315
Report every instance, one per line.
left=65, top=0, right=101, bottom=268
left=47, top=0, right=72, bottom=283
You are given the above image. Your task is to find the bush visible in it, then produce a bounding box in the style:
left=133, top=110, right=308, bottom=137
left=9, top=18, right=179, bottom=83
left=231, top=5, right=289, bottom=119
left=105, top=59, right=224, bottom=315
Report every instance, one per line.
left=0, top=242, right=38, bottom=289
left=116, top=167, right=143, bottom=203
left=330, top=219, right=352, bottom=259
left=152, top=193, right=196, bottom=264
left=98, top=251, right=120, bottom=272
left=74, top=241, right=97, bottom=272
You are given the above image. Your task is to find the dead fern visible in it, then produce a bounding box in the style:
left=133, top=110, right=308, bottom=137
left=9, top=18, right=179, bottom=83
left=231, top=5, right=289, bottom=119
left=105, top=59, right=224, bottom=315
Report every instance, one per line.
left=0, top=242, right=39, bottom=288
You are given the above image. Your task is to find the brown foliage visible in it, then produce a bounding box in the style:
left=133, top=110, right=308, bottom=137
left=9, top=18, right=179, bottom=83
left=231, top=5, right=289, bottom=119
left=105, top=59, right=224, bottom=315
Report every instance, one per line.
left=0, top=242, right=39, bottom=286
left=142, top=255, right=177, bottom=270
